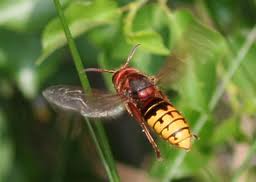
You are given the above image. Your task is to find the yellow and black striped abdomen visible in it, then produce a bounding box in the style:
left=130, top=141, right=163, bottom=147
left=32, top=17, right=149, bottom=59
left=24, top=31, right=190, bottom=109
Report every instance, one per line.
left=142, top=98, right=192, bottom=150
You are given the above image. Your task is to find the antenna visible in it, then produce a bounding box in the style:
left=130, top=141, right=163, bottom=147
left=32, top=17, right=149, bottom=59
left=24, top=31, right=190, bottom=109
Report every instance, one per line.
left=82, top=44, right=140, bottom=74
left=82, top=68, right=115, bottom=74
left=122, top=44, right=140, bottom=68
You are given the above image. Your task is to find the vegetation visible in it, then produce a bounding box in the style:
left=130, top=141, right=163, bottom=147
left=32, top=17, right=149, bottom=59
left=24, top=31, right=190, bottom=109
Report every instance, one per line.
left=0, top=0, right=256, bottom=181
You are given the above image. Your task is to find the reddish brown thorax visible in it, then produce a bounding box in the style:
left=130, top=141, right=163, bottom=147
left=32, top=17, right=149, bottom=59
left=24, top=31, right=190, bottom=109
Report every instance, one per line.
left=112, top=67, right=158, bottom=102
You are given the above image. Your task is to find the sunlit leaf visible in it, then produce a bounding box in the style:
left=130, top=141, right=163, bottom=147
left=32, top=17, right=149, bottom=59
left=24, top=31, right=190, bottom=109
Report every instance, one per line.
left=124, top=3, right=170, bottom=55
left=0, top=0, right=67, bottom=31
left=126, top=30, right=170, bottom=55
left=36, top=0, right=120, bottom=64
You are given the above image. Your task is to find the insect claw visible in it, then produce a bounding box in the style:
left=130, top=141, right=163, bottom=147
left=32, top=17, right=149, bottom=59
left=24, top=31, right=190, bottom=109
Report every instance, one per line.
left=193, top=134, right=199, bottom=140
left=157, top=156, right=163, bottom=161
left=156, top=149, right=162, bottom=160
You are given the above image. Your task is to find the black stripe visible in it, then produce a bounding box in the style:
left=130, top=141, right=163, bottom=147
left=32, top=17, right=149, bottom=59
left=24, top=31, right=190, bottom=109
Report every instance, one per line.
left=160, top=127, right=172, bottom=139
left=169, top=117, right=186, bottom=126
left=169, top=127, right=189, bottom=141
left=152, top=111, right=178, bottom=129
left=153, top=116, right=164, bottom=129
left=144, top=102, right=169, bottom=120
left=159, top=117, right=185, bottom=138
left=168, top=110, right=181, bottom=117
left=141, top=97, right=163, bottom=115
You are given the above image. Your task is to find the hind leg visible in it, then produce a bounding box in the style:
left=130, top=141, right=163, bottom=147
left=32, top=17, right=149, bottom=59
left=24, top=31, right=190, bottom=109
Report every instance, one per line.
left=127, top=102, right=161, bottom=159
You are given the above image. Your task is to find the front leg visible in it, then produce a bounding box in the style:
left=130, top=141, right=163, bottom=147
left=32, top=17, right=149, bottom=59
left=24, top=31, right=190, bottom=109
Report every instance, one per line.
left=127, top=102, right=161, bottom=159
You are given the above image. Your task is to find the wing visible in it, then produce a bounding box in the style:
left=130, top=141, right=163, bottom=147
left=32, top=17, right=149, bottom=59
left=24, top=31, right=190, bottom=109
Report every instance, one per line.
left=156, top=22, right=221, bottom=87
left=42, top=85, right=126, bottom=119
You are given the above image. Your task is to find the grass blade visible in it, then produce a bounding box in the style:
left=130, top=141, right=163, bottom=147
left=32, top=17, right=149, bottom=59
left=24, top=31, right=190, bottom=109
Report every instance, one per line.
left=52, top=0, right=120, bottom=181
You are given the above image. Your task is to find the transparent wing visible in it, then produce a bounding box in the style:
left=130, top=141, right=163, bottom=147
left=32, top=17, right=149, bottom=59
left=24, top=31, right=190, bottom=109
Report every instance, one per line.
left=42, top=85, right=126, bottom=119
left=156, top=21, right=222, bottom=87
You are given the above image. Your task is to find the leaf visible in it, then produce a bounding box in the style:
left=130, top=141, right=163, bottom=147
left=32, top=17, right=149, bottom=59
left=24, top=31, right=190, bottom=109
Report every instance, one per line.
left=0, top=29, right=64, bottom=99
left=126, top=30, right=170, bottom=55
left=124, top=3, right=170, bottom=55
left=36, top=0, right=120, bottom=64
left=0, top=29, right=40, bottom=98
left=0, top=0, right=64, bottom=31
left=169, top=10, right=227, bottom=112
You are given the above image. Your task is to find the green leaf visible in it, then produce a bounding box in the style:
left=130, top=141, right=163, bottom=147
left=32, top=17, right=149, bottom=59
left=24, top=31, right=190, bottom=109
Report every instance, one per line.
left=124, top=3, right=170, bottom=55
left=126, top=30, right=170, bottom=55
left=0, top=0, right=65, bottom=31
left=0, top=30, right=40, bottom=98
left=0, top=29, right=65, bottom=99
left=169, top=10, right=227, bottom=112
left=36, top=0, right=120, bottom=64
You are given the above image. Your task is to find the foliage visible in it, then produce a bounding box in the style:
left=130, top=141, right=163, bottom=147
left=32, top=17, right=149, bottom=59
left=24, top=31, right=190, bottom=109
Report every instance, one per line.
left=0, top=0, right=256, bottom=181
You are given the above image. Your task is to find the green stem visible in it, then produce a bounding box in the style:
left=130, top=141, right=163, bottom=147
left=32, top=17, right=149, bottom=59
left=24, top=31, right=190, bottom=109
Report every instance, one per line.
left=209, top=25, right=256, bottom=110
left=53, top=0, right=89, bottom=90
left=53, top=0, right=120, bottom=181
left=162, top=25, right=256, bottom=182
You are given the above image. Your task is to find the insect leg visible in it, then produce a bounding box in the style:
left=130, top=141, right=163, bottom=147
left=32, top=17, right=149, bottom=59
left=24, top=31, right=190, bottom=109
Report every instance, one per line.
left=193, top=134, right=199, bottom=140
left=127, top=103, right=161, bottom=159
left=140, top=121, right=161, bottom=159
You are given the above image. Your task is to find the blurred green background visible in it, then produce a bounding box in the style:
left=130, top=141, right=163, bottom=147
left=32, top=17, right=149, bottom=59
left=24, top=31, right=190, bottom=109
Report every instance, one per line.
left=0, top=0, right=256, bottom=181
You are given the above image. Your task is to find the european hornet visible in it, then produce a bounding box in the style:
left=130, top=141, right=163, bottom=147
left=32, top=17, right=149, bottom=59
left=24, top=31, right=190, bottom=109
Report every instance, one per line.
left=43, top=45, right=197, bottom=159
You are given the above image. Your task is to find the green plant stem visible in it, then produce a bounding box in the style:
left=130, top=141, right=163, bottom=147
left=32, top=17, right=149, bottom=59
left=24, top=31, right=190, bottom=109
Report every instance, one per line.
left=53, top=0, right=120, bottom=181
left=209, top=25, right=256, bottom=110
left=162, top=25, right=256, bottom=182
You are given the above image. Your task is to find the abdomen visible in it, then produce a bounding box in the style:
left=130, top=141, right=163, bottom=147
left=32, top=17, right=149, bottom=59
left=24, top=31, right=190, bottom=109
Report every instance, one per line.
left=141, top=97, right=192, bottom=150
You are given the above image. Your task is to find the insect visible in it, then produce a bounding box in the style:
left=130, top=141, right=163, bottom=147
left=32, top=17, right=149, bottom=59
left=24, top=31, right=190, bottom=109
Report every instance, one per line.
left=43, top=45, right=197, bottom=159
